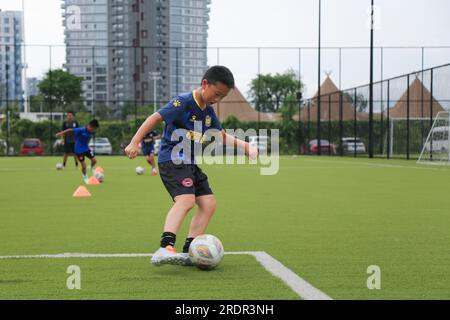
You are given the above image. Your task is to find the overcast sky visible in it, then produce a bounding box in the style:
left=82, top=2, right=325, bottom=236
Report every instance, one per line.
left=1, top=0, right=450, bottom=98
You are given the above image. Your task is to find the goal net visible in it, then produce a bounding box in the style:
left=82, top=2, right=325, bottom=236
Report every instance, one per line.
left=417, top=111, right=450, bottom=165
left=383, top=117, right=429, bottom=158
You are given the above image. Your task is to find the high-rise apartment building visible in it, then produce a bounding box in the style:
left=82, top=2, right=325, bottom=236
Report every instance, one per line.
left=62, top=0, right=210, bottom=115
left=0, top=10, right=24, bottom=109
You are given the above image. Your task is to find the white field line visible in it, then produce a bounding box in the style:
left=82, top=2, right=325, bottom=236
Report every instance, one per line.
left=0, top=251, right=332, bottom=300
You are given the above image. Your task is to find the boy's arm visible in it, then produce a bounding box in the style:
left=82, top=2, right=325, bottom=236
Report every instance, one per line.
left=125, top=113, right=163, bottom=159
left=55, top=128, right=73, bottom=138
left=220, top=130, right=258, bottom=160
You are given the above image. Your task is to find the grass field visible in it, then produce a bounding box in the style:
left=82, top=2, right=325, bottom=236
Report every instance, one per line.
left=1, top=155, right=450, bottom=300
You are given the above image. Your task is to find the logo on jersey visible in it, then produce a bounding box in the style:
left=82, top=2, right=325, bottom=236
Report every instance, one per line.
left=182, top=178, right=193, bottom=188
left=205, top=115, right=212, bottom=128
left=172, top=99, right=182, bottom=108
left=190, top=115, right=197, bottom=122
left=186, top=130, right=205, bottom=143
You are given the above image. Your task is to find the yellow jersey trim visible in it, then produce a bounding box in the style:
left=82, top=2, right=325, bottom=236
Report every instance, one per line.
left=192, top=90, right=206, bottom=111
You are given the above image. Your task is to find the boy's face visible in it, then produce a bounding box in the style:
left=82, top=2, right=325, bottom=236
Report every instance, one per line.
left=87, top=125, right=96, bottom=133
left=201, top=80, right=231, bottom=105
left=67, top=113, right=74, bottom=121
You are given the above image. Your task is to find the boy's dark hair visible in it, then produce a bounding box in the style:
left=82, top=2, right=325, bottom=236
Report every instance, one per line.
left=88, top=119, right=99, bottom=129
left=202, top=66, right=235, bottom=89
left=67, top=110, right=75, bottom=116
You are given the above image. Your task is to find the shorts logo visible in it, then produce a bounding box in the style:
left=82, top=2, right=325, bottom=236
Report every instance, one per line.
left=182, top=178, right=193, bottom=187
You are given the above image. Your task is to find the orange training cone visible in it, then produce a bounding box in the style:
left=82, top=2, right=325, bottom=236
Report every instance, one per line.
left=73, top=186, right=91, bottom=197
left=95, top=166, right=104, bottom=174
left=87, top=175, right=101, bottom=185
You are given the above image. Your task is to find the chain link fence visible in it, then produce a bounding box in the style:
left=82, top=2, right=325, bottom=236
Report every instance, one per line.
left=0, top=45, right=449, bottom=158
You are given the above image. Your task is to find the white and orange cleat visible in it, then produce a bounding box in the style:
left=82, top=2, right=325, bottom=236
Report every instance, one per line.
left=151, top=245, right=185, bottom=266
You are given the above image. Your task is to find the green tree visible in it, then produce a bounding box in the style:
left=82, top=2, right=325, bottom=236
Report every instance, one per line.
left=121, top=103, right=155, bottom=121
left=248, top=69, right=302, bottom=112
left=343, top=92, right=368, bottom=113
left=279, top=94, right=300, bottom=153
left=38, top=69, right=83, bottom=112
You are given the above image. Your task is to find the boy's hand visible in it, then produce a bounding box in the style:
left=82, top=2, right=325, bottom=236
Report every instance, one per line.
left=55, top=132, right=63, bottom=138
left=125, top=143, right=140, bottom=159
left=247, top=145, right=259, bottom=160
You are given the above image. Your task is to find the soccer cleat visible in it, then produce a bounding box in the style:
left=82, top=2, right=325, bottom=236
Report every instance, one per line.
left=151, top=246, right=187, bottom=266
left=179, top=253, right=194, bottom=266
left=151, top=168, right=158, bottom=176
left=82, top=175, right=89, bottom=184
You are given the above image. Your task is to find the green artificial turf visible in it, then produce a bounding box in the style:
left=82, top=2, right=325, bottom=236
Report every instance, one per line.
left=0, top=156, right=449, bottom=299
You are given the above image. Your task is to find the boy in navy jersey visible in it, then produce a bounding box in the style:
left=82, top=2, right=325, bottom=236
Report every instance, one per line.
left=125, top=66, right=258, bottom=266
left=56, top=119, right=99, bottom=184
left=140, top=130, right=161, bottom=176
left=61, top=111, right=79, bottom=168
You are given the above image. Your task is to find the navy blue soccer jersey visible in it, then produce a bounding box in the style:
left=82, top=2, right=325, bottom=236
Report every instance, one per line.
left=73, top=127, right=94, bottom=154
left=141, top=131, right=160, bottom=154
left=157, top=91, right=222, bottom=164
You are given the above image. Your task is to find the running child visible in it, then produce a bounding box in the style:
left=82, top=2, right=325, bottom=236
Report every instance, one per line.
left=141, top=130, right=161, bottom=176
left=56, top=119, right=99, bottom=184
left=61, top=111, right=79, bottom=168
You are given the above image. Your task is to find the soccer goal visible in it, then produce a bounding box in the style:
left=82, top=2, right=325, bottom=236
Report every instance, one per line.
left=383, top=117, right=429, bottom=158
left=417, top=111, right=450, bottom=165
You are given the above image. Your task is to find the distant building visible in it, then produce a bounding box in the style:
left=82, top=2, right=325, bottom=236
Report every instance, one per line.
left=0, top=10, right=24, bottom=110
left=19, top=112, right=64, bottom=122
left=62, top=0, right=211, bottom=115
left=26, top=77, right=40, bottom=97
left=169, top=0, right=211, bottom=97
left=62, top=0, right=109, bottom=111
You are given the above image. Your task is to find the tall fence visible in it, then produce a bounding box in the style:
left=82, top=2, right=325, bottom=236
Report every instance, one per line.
left=0, top=45, right=449, bottom=158
left=301, top=63, right=450, bottom=159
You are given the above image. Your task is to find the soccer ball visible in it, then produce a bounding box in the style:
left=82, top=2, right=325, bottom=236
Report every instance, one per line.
left=136, top=166, right=145, bottom=175
left=56, top=163, right=64, bottom=170
left=95, top=172, right=104, bottom=183
left=189, top=234, right=224, bottom=270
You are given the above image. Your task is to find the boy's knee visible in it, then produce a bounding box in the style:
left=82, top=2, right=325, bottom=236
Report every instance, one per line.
left=175, top=195, right=196, bottom=211
left=199, top=196, right=216, bottom=214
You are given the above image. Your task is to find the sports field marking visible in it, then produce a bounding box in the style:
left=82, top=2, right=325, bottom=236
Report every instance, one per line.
left=0, top=251, right=332, bottom=300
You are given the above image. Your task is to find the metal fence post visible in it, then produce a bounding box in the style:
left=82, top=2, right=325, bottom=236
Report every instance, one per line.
left=354, top=88, right=357, bottom=158
left=430, top=67, right=434, bottom=161
left=406, top=74, right=410, bottom=160
left=328, top=94, right=331, bottom=156
left=387, top=79, right=390, bottom=159
left=307, top=101, right=311, bottom=154
left=339, top=91, right=343, bottom=157
left=134, top=46, right=138, bottom=133
left=49, top=45, right=54, bottom=156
